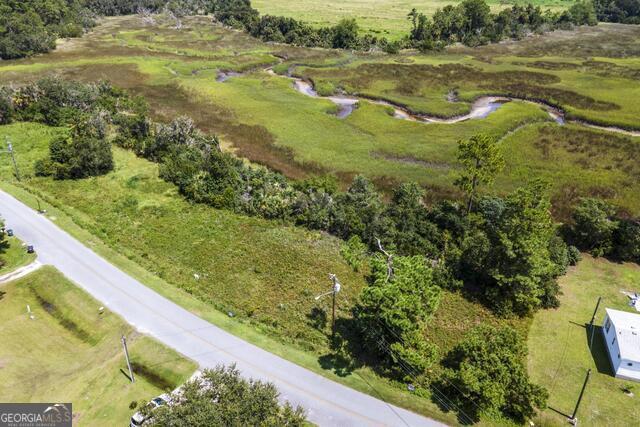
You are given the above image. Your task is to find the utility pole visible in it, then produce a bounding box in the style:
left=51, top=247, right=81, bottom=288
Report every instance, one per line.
left=121, top=335, right=135, bottom=383
left=589, top=297, right=602, bottom=326
left=589, top=297, right=602, bottom=349
left=315, top=274, right=342, bottom=341
left=329, top=274, right=341, bottom=340
left=3, top=137, right=21, bottom=182
left=568, top=369, right=591, bottom=425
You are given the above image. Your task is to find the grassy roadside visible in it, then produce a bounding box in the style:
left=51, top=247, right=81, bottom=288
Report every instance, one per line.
left=0, top=123, right=461, bottom=425
left=528, top=255, right=640, bottom=426
left=0, top=266, right=196, bottom=426
left=0, top=236, right=36, bottom=275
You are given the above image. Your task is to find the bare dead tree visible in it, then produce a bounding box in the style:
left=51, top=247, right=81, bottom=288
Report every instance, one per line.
left=137, top=7, right=155, bottom=26
left=376, top=238, right=394, bottom=282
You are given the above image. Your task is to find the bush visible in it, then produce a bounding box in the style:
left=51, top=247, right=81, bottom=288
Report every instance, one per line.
left=148, top=365, right=306, bottom=426
left=36, top=134, right=114, bottom=180
left=436, top=325, right=548, bottom=422
left=0, top=88, right=14, bottom=124
left=569, top=198, right=618, bottom=257
left=567, top=245, right=582, bottom=265
left=614, top=219, right=640, bottom=263
left=340, top=235, right=367, bottom=272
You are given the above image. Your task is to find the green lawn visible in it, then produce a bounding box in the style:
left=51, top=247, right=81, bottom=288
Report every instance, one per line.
left=252, top=0, right=571, bottom=39
left=528, top=255, right=640, bottom=426
left=0, top=236, right=36, bottom=275
left=0, top=267, right=196, bottom=426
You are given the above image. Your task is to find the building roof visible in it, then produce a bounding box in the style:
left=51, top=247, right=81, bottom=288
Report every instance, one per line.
left=606, top=308, right=640, bottom=362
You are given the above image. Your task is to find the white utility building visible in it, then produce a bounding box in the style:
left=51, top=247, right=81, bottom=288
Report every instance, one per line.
left=602, top=308, right=640, bottom=382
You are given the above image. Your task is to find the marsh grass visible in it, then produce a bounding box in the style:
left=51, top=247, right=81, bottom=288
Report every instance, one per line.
left=3, top=16, right=639, bottom=213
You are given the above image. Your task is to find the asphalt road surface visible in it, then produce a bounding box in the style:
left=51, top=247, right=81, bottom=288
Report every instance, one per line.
left=0, top=190, right=445, bottom=427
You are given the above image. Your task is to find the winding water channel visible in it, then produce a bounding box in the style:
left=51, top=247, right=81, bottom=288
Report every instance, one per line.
left=219, top=68, right=640, bottom=137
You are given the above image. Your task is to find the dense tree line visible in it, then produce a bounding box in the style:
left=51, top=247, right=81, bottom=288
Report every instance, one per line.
left=407, top=0, right=597, bottom=50
left=0, top=0, right=95, bottom=59
left=565, top=198, right=640, bottom=262
left=594, top=0, right=640, bottom=23
left=80, top=0, right=604, bottom=51
left=209, top=0, right=598, bottom=51
left=145, top=365, right=306, bottom=426
left=112, top=103, right=573, bottom=316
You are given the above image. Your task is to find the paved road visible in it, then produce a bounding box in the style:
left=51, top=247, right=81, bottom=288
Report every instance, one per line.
left=0, top=190, right=445, bottom=427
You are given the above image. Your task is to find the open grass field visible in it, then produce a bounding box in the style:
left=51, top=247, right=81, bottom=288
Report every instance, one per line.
left=528, top=255, right=640, bottom=426
left=0, top=236, right=36, bottom=275
left=0, top=266, right=196, bottom=426
left=252, top=0, right=573, bottom=39
left=1, top=16, right=639, bottom=214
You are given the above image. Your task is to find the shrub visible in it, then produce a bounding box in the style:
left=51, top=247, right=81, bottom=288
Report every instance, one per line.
left=36, top=134, right=113, bottom=180
left=340, top=235, right=367, bottom=272
left=567, top=245, right=582, bottom=265
left=436, top=325, right=548, bottom=422
left=614, top=219, right=640, bottom=263
left=148, top=365, right=306, bottom=426
left=569, top=198, right=618, bottom=257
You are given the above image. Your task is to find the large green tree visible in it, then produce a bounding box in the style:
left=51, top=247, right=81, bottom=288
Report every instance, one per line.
left=148, top=365, right=306, bottom=426
left=384, top=182, right=440, bottom=257
left=437, top=325, right=548, bottom=422
left=569, top=197, right=618, bottom=257
left=355, top=254, right=441, bottom=377
left=455, top=133, right=505, bottom=214
left=483, top=181, right=562, bottom=315
left=330, top=175, right=388, bottom=246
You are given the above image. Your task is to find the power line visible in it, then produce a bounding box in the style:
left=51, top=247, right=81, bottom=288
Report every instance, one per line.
left=368, top=325, right=476, bottom=425
left=369, top=316, right=484, bottom=418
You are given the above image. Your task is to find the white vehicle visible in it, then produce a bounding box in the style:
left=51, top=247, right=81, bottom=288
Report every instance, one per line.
left=130, top=394, right=170, bottom=427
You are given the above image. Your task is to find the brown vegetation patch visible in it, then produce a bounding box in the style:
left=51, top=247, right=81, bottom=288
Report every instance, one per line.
left=536, top=126, right=640, bottom=178
left=453, top=23, right=640, bottom=59
left=582, top=60, right=640, bottom=80
left=517, top=61, right=581, bottom=70
left=371, top=151, right=454, bottom=170
left=328, top=63, right=560, bottom=92
left=485, top=83, right=619, bottom=111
